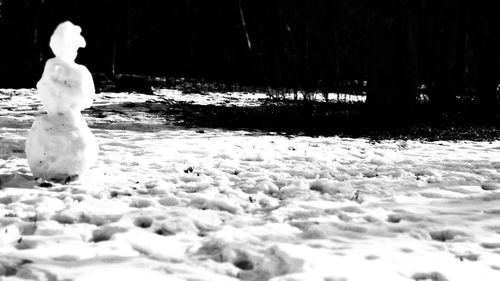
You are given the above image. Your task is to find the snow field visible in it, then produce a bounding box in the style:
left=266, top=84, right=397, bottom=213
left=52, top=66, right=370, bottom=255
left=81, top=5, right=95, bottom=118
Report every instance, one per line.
left=1, top=89, right=500, bottom=280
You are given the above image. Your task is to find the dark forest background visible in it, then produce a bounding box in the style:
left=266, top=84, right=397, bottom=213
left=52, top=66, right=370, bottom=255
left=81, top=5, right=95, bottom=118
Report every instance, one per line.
left=0, top=0, right=499, bottom=125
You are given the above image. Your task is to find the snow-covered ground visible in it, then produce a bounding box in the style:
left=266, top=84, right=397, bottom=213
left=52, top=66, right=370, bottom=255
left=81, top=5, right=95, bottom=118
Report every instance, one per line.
left=1, top=89, right=500, bottom=281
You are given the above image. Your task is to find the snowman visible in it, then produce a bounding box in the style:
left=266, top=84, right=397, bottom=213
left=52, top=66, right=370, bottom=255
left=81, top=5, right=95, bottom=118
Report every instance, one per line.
left=26, top=21, right=98, bottom=182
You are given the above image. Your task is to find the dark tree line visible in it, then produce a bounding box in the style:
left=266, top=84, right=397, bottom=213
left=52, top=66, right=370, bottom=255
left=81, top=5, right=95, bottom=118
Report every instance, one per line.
left=0, top=0, right=499, bottom=119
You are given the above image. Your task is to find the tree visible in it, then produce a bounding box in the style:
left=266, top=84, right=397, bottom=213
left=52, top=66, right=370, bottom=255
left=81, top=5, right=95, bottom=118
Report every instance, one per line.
left=366, top=0, right=418, bottom=122
left=419, top=0, right=466, bottom=114
left=469, top=0, right=499, bottom=113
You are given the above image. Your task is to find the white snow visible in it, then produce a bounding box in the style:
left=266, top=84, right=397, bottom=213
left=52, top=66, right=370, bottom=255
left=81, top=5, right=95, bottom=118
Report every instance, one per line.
left=155, top=89, right=366, bottom=106
left=49, top=21, right=87, bottom=64
left=1, top=89, right=500, bottom=280
left=25, top=113, right=98, bottom=180
left=38, top=21, right=95, bottom=114
left=25, top=22, right=98, bottom=181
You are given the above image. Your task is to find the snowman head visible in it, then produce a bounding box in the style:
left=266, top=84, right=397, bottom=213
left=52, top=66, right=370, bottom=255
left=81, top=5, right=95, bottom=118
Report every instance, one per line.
left=49, top=21, right=86, bottom=63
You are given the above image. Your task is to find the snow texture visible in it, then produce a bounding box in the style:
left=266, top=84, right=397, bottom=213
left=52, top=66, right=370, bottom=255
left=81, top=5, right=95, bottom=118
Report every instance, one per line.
left=39, top=21, right=95, bottom=114
left=25, top=22, right=98, bottom=181
left=1, top=89, right=500, bottom=281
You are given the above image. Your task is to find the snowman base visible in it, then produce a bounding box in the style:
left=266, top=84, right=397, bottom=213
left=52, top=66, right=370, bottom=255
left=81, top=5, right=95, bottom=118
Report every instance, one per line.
left=26, top=113, right=98, bottom=181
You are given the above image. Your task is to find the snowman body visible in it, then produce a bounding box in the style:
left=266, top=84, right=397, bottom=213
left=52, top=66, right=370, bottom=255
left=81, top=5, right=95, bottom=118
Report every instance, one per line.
left=37, top=57, right=95, bottom=114
left=26, top=112, right=98, bottom=180
left=26, top=22, right=98, bottom=181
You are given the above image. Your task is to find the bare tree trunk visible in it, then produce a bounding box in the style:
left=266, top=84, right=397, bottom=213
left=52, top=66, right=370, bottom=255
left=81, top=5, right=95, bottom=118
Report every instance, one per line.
left=238, top=0, right=252, bottom=52
left=471, top=1, right=499, bottom=113
left=366, top=0, right=417, bottom=123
